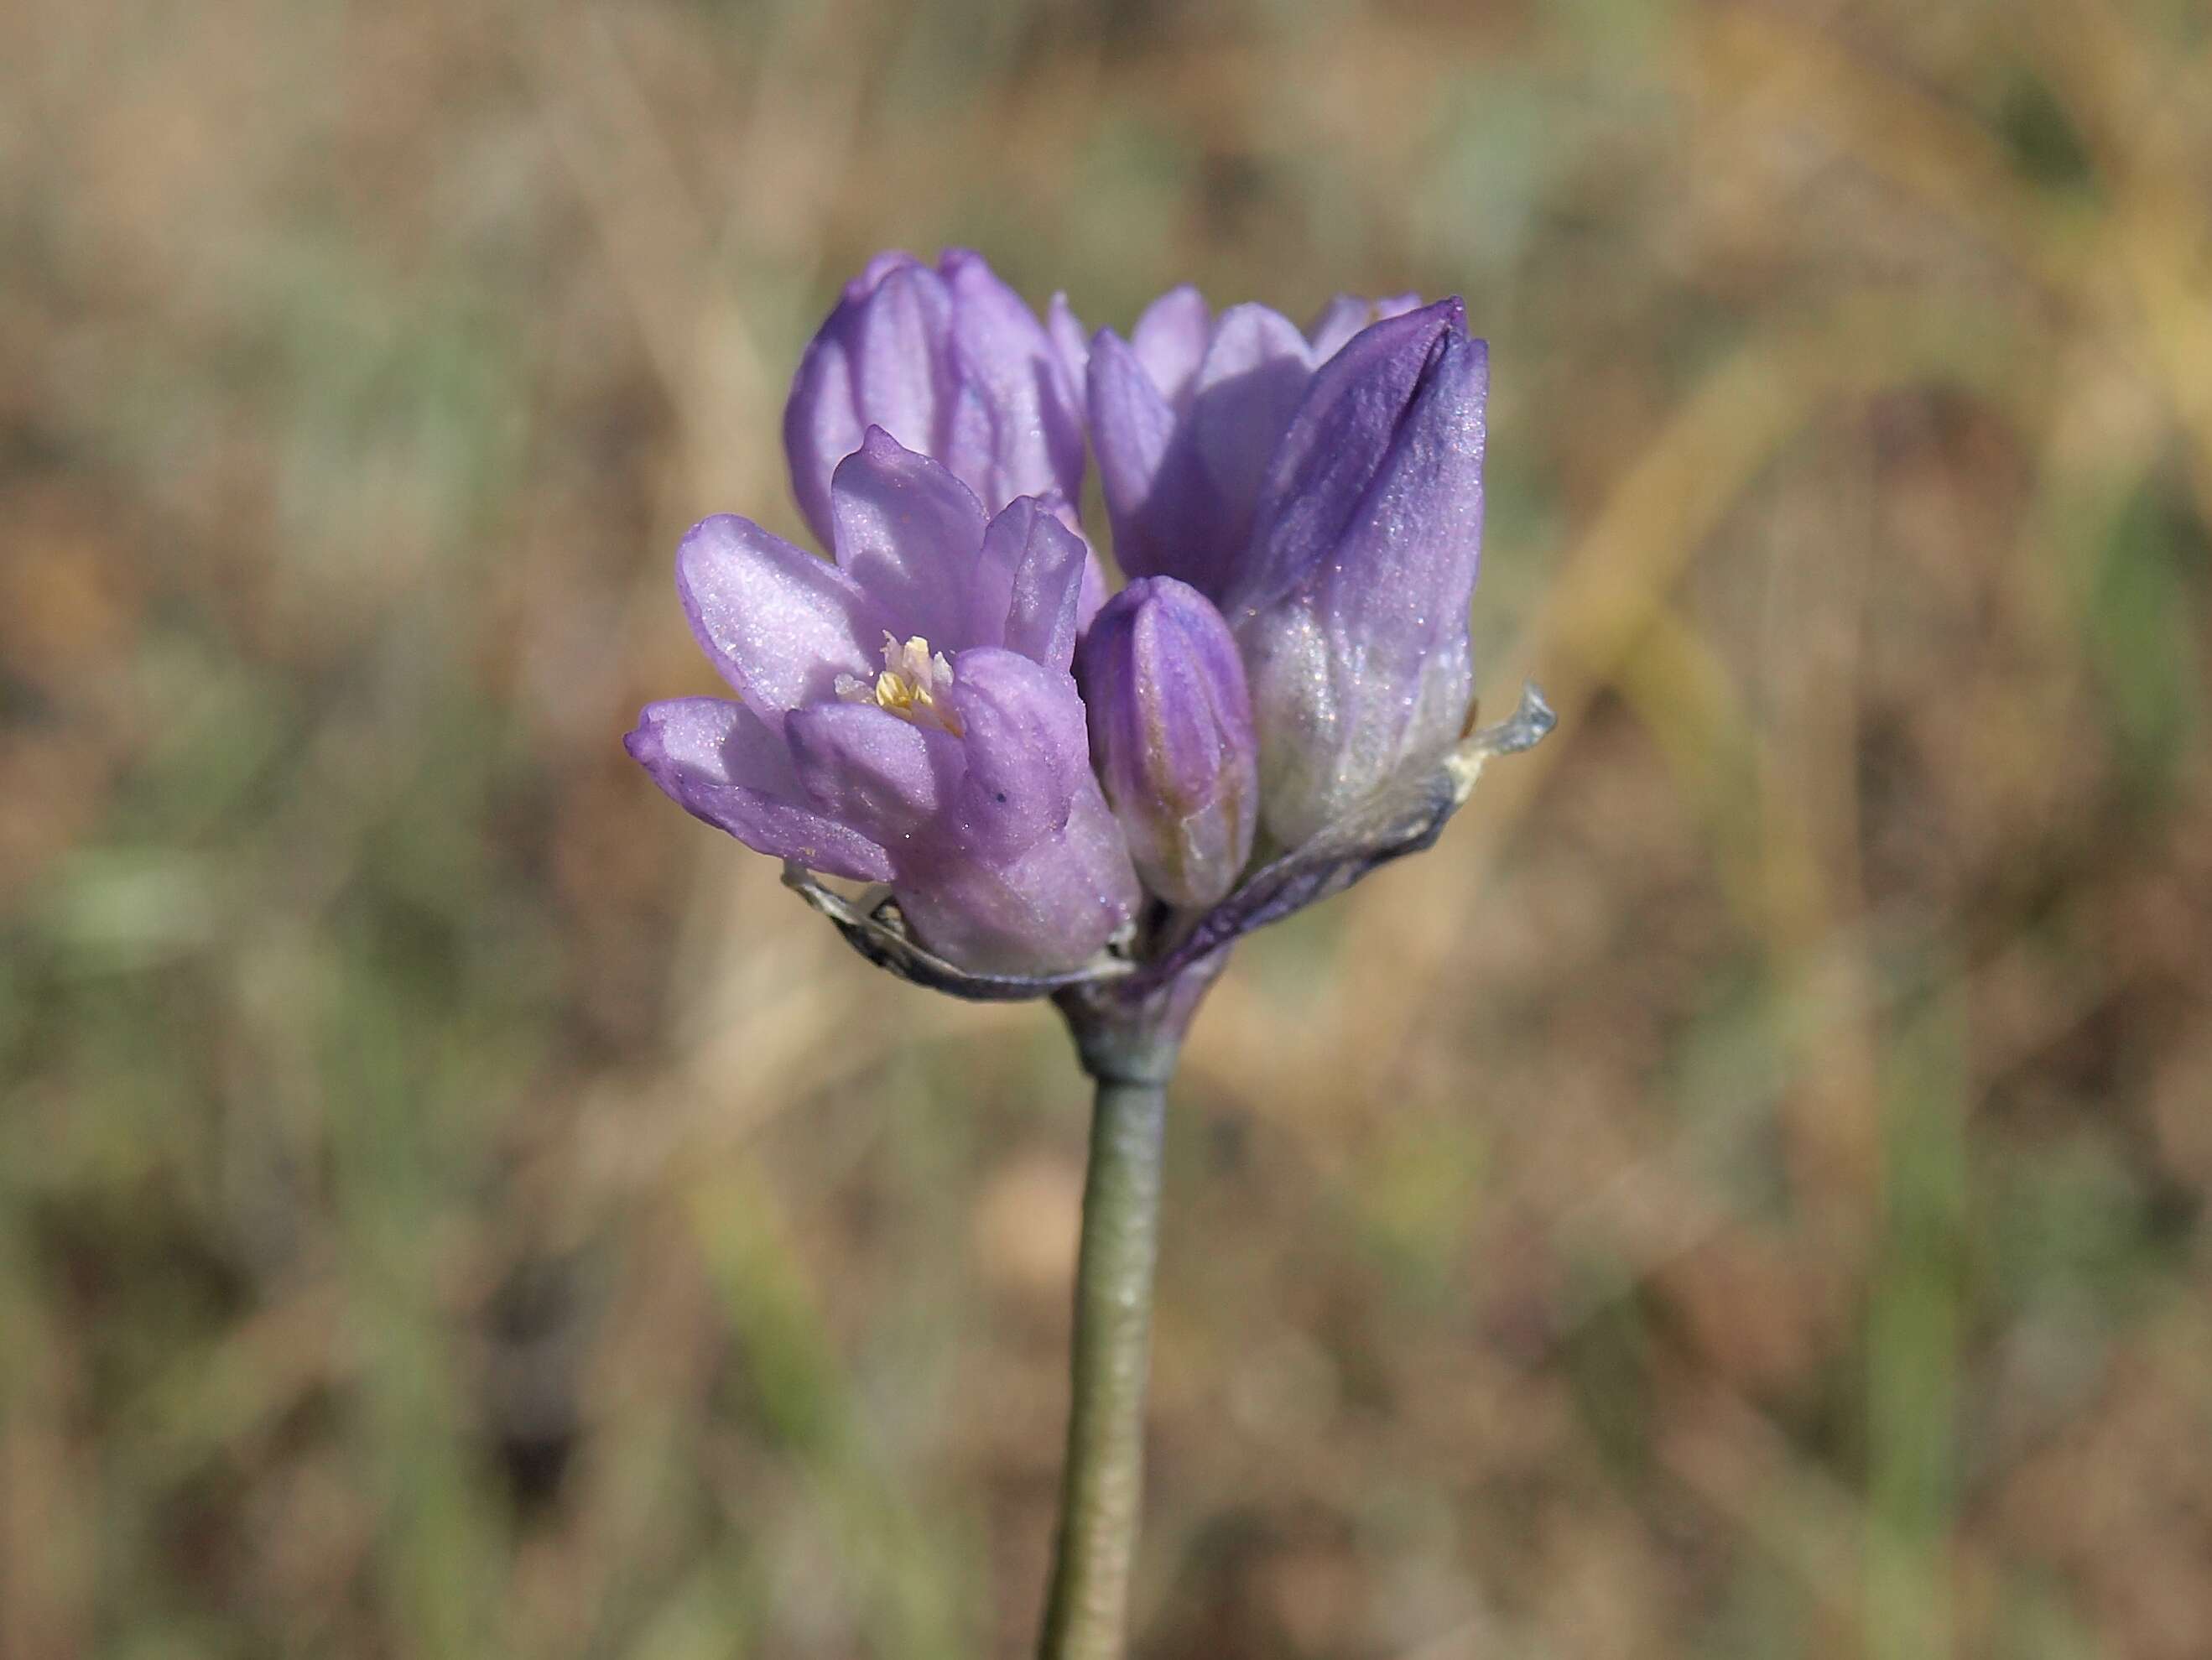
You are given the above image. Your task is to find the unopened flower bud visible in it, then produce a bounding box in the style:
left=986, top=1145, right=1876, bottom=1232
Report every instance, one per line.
left=1075, top=577, right=1259, bottom=909
left=1223, top=300, right=1487, bottom=850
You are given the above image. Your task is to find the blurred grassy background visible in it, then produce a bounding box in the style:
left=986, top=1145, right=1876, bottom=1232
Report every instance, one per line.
left=3, top=0, right=2209, bottom=1654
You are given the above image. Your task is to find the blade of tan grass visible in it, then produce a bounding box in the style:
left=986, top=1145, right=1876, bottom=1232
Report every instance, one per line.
left=518, top=9, right=773, bottom=511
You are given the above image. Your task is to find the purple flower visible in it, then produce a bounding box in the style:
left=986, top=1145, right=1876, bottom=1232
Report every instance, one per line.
left=1085, top=289, right=1422, bottom=598
left=1220, top=299, right=1488, bottom=849
left=635, top=250, right=1543, bottom=1010
left=1075, top=578, right=1258, bottom=909
left=783, top=247, right=1088, bottom=549
left=628, top=427, right=1139, bottom=976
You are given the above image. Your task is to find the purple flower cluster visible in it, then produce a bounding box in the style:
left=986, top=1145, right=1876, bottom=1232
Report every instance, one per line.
left=630, top=249, right=1538, bottom=991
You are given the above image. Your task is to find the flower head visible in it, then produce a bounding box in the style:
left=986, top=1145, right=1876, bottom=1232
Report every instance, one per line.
left=633, top=252, right=1546, bottom=1009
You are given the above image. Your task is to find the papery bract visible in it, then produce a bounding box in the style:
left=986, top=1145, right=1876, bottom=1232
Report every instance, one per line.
left=1075, top=577, right=1258, bottom=910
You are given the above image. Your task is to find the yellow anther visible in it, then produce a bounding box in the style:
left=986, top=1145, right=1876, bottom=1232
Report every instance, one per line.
left=839, top=632, right=962, bottom=734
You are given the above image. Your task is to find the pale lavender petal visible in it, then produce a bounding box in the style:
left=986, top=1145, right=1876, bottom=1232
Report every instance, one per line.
left=1237, top=611, right=1476, bottom=851
left=966, top=496, right=1028, bottom=650
left=784, top=700, right=958, bottom=842
left=886, top=647, right=1139, bottom=974
left=675, top=514, right=885, bottom=720
left=1075, top=578, right=1258, bottom=908
left=785, top=250, right=1084, bottom=552
left=1087, top=330, right=1176, bottom=512
left=1091, top=304, right=1315, bottom=598
left=1128, top=284, right=1211, bottom=408
left=828, top=428, right=989, bottom=652
left=892, top=779, right=1137, bottom=976
left=783, top=253, right=953, bottom=547
left=1003, top=515, right=1089, bottom=669
left=1187, top=304, right=1315, bottom=554
left=626, top=697, right=892, bottom=881
left=1028, top=492, right=1111, bottom=627
left=970, top=496, right=1089, bottom=671
left=939, top=249, right=1086, bottom=513
left=1087, top=328, right=1191, bottom=585
left=845, top=259, right=953, bottom=445
left=1047, top=292, right=1090, bottom=403
left=1077, top=549, right=1109, bottom=631
left=942, top=648, right=1094, bottom=855
left=783, top=334, right=864, bottom=549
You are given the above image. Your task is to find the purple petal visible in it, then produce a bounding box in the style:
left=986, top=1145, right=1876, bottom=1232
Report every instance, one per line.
left=970, top=496, right=1089, bottom=671
left=675, top=514, right=884, bottom=720
left=787, top=251, right=1083, bottom=547
left=1226, top=298, right=1470, bottom=617
left=783, top=253, right=953, bottom=548
left=1092, top=304, right=1319, bottom=599
left=1075, top=577, right=1258, bottom=908
left=1128, top=285, right=1211, bottom=408
left=626, top=697, right=892, bottom=881
left=1187, top=304, right=1314, bottom=553
left=784, top=700, right=958, bottom=842
left=1077, top=548, right=1109, bottom=631
left=1028, top=491, right=1111, bottom=628
left=887, top=647, right=1139, bottom=974
left=939, top=249, right=1087, bottom=512
left=1047, top=292, right=1090, bottom=402
left=941, top=648, right=1093, bottom=855
left=1087, top=329, right=1188, bottom=584
left=837, top=258, right=952, bottom=444
left=828, top=428, right=989, bottom=652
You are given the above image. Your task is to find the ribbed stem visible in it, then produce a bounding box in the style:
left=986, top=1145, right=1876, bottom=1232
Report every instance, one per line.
left=1036, top=1046, right=1174, bottom=1658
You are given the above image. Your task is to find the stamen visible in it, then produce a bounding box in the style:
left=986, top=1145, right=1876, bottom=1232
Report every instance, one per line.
left=838, top=632, right=962, bottom=734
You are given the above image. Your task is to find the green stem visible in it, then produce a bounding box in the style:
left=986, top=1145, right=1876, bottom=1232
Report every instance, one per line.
left=1037, top=1041, right=1174, bottom=1659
